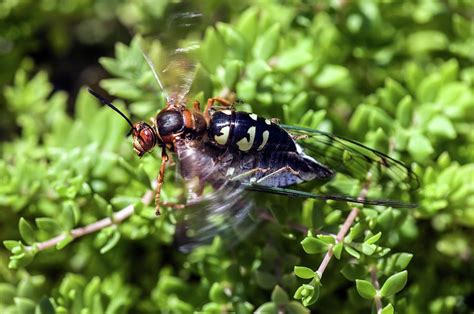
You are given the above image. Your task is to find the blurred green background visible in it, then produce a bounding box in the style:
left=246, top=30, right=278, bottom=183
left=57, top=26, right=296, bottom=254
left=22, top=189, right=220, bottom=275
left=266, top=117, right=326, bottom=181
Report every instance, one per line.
left=1, top=0, right=473, bottom=313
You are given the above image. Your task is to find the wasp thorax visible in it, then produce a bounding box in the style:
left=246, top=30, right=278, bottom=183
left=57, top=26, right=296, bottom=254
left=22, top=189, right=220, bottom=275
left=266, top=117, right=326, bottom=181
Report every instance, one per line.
left=132, top=122, right=157, bottom=157
left=156, top=110, right=184, bottom=137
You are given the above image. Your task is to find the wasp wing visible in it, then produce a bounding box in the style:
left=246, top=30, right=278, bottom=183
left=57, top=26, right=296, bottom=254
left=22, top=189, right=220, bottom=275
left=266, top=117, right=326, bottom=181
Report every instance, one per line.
left=242, top=183, right=416, bottom=208
left=174, top=181, right=257, bottom=252
left=282, top=125, right=419, bottom=189
left=270, top=124, right=419, bottom=207
left=141, top=12, right=202, bottom=106
left=172, top=139, right=258, bottom=252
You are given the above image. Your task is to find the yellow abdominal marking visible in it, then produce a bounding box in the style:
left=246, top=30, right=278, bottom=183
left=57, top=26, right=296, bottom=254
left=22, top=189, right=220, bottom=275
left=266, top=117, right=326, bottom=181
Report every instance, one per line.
left=221, top=110, right=232, bottom=115
left=249, top=113, right=258, bottom=120
left=236, top=126, right=256, bottom=151
left=215, top=126, right=230, bottom=145
left=265, top=119, right=271, bottom=125
left=257, top=130, right=269, bottom=151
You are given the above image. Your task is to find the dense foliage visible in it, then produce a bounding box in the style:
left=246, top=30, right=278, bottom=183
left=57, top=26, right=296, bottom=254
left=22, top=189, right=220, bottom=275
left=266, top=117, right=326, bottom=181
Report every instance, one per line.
left=1, top=1, right=473, bottom=313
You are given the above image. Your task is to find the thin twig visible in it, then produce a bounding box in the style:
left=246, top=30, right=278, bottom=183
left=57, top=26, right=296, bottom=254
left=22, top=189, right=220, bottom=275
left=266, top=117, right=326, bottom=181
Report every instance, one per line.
left=316, top=174, right=372, bottom=279
left=26, top=191, right=154, bottom=252
left=370, top=266, right=383, bottom=314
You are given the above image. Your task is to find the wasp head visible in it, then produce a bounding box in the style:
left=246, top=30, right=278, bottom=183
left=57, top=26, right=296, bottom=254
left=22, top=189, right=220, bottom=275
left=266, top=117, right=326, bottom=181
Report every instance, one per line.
left=86, top=89, right=163, bottom=157
left=131, top=122, right=159, bottom=157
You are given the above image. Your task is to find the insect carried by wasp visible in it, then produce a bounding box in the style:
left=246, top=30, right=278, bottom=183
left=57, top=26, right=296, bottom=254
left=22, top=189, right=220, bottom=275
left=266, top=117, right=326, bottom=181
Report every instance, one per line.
left=88, top=39, right=418, bottom=247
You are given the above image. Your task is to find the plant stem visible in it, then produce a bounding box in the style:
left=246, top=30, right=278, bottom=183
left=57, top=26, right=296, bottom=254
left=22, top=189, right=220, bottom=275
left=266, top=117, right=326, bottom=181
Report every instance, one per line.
left=316, top=175, right=371, bottom=279
left=370, top=266, right=383, bottom=314
left=26, top=191, right=153, bottom=252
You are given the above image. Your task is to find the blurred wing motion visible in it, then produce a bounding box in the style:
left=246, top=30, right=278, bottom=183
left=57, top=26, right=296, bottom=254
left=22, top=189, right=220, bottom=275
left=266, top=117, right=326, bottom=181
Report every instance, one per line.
left=141, top=12, right=202, bottom=105
left=142, top=41, right=199, bottom=105
left=172, top=139, right=258, bottom=252
left=174, top=182, right=257, bottom=252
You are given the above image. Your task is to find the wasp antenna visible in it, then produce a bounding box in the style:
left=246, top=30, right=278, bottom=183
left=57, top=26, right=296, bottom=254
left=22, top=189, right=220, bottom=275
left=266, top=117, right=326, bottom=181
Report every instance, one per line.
left=87, top=88, right=135, bottom=130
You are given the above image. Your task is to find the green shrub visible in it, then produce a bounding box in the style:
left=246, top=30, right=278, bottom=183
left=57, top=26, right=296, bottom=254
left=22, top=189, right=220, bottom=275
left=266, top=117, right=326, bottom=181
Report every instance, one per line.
left=1, top=1, right=473, bottom=313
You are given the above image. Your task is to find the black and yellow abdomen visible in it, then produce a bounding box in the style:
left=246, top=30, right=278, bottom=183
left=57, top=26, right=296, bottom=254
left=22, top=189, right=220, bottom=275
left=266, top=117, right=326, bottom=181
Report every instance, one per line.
left=208, top=110, right=297, bottom=153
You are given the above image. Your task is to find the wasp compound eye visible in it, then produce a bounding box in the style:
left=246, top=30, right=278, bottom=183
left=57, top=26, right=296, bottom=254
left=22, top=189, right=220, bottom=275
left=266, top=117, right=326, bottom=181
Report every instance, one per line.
left=132, top=122, right=157, bottom=157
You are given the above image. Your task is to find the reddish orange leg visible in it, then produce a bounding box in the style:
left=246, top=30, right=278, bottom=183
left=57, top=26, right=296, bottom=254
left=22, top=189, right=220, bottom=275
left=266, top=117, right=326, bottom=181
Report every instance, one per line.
left=155, top=149, right=185, bottom=215
left=160, top=201, right=185, bottom=210
left=204, top=97, right=234, bottom=122
left=155, top=149, right=169, bottom=216
left=192, top=100, right=201, bottom=111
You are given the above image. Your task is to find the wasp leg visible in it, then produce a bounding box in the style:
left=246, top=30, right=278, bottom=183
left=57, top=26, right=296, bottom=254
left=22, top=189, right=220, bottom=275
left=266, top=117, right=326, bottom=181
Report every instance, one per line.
left=256, top=166, right=301, bottom=184
left=160, top=201, right=185, bottom=210
left=229, top=167, right=269, bottom=182
left=155, top=149, right=169, bottom=216
left=204, top=97, right=234, bottom=120
left=210, top=97, right=233, bottom=107
left=292, top=134, right=309, bottom=141
left=193, top=100, right=201, bottom=111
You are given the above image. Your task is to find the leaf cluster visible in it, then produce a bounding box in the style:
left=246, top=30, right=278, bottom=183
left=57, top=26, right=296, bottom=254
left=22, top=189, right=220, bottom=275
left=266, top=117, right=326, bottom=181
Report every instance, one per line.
left=1, top=1, right=473, bottom=313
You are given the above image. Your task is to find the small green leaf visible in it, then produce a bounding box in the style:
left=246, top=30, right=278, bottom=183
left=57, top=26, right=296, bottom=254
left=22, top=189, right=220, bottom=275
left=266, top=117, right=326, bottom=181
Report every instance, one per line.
left=293, top=285, right=305, bottom=299
left=14, top=297, right=36, bottom=314
left=294, top=266, right=315, bottom=279
left=84, top=277, right=101, bottom=308
left=56, top=234, right=74, bottom=250
left=255, top=302, right=277, bottom=313
left=380, top=271, right=408, bottom=297
left=224, top=60, right=243, bottom=88
left=347, top=223, right=364, bottom=242
left=253, top=23, right=280, bottom=60
left=427, top=116, right=456, bottom=139
left=365, top=232, right=382, bottom=245
left=317, top=234, right=336, bottom=245
left=453, top=14, right=471, bottom=39
left=19, top=218, right=35, bottom=245
left=333, top=242, right=343, bottom=259
left=246, top=59, right=272, bottom=81
left=276, top=49, right=313, bottom=72
left=209, top=282, right=229, bottom=304
left=301, top=284, right=320, bottom=306
left=406, top=31, right=448, bottom=55
left=417, top=74, right=442, bottom=103
left=9, top=253, right=34, bottom=269
left=314, top=65, right=349, bottom=88
left=235, top=7, right=258, bottom=46
left=35, top=218, right=61, bottom=233
left=285, top=301, right=311, bottom=314
left=361, top=243, right=376, bottom=256
left=0, top=283, right=16, bottom=305
left=100, top=229, right=121, bottom=254
left=199, top=30, right=223, bottom=73
left=236, top=80, right=257, bottom=101
left=408, top=133, right=434, bottom=162
left=100, top=78, right=142, bottom=100
left=61, top=203, right=76, bottom=230
left=396, top=96, right=413, bottom=128
left=76, top=87, right=99, bottom=125
left=381, top=303, right=394, bottom=314
left=325, top=210, right=342, bottom=225
left=37, top=297, right=56, bottom=314
left=344, top=246, right=361, bottom=259
left=93, top=193, right=109, bottom=209
left=271, top=285, right=289, bottom=305
left=301, top=237, right=329, bottom=254
left=392, top=253, right=413, bottom=271
left=4, top=240, right=21, bottom=252
left=355, top=280, right=377, bottom=300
